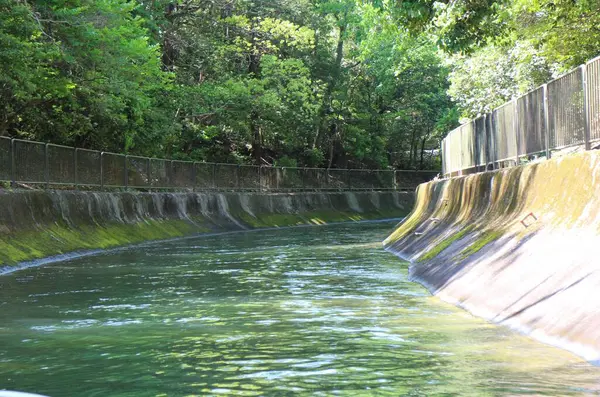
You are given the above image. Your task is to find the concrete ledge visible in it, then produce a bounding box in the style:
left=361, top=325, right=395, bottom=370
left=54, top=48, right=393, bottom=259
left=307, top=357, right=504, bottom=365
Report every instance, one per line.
left=384, top=151, right=600, bottom=362
left=0, top=190, right=412, bottom=270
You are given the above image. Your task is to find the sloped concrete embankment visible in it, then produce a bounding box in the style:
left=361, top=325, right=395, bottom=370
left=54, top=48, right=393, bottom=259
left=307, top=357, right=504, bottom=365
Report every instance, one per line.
left=384, top=151, right=600, bottom=362
left=0, top=190, right=412, bottom=270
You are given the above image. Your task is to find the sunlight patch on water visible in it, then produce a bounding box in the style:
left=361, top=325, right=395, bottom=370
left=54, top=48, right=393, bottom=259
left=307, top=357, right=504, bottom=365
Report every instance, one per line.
left=0, top=221, right=598, bottom=396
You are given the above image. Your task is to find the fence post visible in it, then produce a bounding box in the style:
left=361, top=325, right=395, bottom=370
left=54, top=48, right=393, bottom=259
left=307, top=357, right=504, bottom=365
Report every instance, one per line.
left=458, top=126, right=463, bottom=176
left=481, top=116, right=487, bottom=172
left=513, top=98, right=520, bottom=166
left=124, top=155, right=129, bottom=189
left=236, top=165, right=240, bottom=191
left=74, top=148, right=79, bottom=189
left=100, top=152, right=104, bottom=190
left=581, top=64, right=591, bottom=151
left=345, top=170, right=350, bottom=190
left=192, top=162, right=197, bottom=192
left=372, top=170, right=377, bottom=190
left=543, top=84, right=551, bottom=159
left=212, top=163, right=217, bottom=191
left=171, top=160, right=175, bottom=189
left=44, top=143, right=49, bottom=189
left=440, top=140, right=445, bottom=177
left=10, top=139, right=15, bottom=187
left=393, top=170, right=397, bottom=190
left=446, top=138, right=451, bottom=177
left=302, top=168, right=306, bottom=191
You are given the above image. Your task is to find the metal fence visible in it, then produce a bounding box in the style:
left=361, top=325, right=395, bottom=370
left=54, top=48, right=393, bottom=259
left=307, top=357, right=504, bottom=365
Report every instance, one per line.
left=442, top=55, right=600, bottom=177
left=0, top=137, right=437, bottom=191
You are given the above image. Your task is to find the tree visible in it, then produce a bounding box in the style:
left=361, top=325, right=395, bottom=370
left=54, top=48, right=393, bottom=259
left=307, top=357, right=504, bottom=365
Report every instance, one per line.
left=0, top=0, right=173, bottom=153
left=1, top=0, right=464, bottom=171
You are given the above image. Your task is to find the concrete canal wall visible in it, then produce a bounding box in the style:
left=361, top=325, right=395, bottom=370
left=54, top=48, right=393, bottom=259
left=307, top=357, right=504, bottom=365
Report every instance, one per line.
left=0, top=190, right=412, bottom=270
left=384, top=151, right=600, bottom=362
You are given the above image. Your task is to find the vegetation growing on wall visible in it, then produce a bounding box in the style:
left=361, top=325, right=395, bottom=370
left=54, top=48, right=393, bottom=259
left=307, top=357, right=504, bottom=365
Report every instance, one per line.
left=417, top=226, right=473, bottom=263
left=0, top=189, right=411, bottom=268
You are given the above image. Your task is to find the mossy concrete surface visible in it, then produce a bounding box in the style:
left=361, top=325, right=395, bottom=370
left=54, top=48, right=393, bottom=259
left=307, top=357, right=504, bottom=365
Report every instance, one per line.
left=383, top=151, right=600, bottom=362
left=0, top=190, right=412, bottom=270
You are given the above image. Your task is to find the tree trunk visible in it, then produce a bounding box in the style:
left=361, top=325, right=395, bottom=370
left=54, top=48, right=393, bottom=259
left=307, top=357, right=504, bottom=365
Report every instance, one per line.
left=409, top=128, right=417, bottom=169
left=249, top=18, right=260, bottom=76
left=328, top=123, right=337, bottom=168
left=315, top=21, right=346, bottom=153
left=251, top=110, right=262, bottom=163
left=249, top=17, right=261, bottom=162
left=161, top=3, right=177, bottom=70
left=420, top=136, right=427, bottom=170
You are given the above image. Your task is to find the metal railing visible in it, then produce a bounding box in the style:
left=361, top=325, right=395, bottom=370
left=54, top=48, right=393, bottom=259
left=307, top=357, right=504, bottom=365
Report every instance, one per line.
left=442, top=55, right=600, bottom=177
left=0, top=137, right=437, bottom=192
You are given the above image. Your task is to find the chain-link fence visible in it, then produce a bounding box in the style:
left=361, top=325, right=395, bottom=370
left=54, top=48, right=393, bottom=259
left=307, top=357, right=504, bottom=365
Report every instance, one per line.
left=0, top=136, right=437, bottom=191
left=442, top=55, right=600, bottom=177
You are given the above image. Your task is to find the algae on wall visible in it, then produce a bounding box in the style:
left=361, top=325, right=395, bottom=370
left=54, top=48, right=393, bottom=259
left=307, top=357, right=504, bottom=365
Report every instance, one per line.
left=417, top=226, right=474, bottom=263
left=0, top=190, right=413, bottom=269
left=0, top=220, right=201, bottom=266
left=384, top=151, right=600, bottom=362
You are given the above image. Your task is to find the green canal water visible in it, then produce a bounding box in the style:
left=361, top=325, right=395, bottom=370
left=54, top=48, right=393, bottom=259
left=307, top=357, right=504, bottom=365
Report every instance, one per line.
left=1, top=221, right=599, bottom=396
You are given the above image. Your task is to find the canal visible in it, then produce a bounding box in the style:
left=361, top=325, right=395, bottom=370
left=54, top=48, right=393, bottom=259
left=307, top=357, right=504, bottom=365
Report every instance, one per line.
left=0, top=221, right=598, bottom=396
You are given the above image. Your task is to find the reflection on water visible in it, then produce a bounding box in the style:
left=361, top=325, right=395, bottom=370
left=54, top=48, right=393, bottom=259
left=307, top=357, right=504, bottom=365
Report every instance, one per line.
left=0, top=221, right=598, bottom=396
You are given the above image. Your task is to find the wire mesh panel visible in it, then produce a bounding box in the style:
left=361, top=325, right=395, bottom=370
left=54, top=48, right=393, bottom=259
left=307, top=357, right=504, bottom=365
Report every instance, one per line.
left=473, top=117, right=487, bottom=167
left=214, top=163, right=238, bottom=189
left=441, top=138, right=448, bottom=175
left=312, top=168, right=330, bottom=190
left=278, top=167, right=304, bottom=190
left=443, top=133, right=451, bottom=174
left=127, top=156, right=150, bottom=188
left=47, top=144, right=75, bottom=185
left=587, top=57, right=600, bottom=143
left=256, top=166, right=274, bottom=190
left=484, top=113, right=496, bottom=167
left=326, top=169, right=348, bottom=190
left=442, top=135, right=449, bottom=174
left=346, top=170, right=374, bottom=190
left=14, top=139, right=46, bottom=183
left=1, top=137, right=440, bottom=190
left=459, top=122, right=476, bottom=169
left=171, top=161, right=194, bottom=188
left=0, top=137, right=11, bottom=181
left=548, top=67, right=585, bottom=149
left=436, top=58, right=600, bottom=174
left=396, top=171, right=438, bottom=190
left=298, top=168, right=325, bottom=190
left=102, top=152, right=126, bottom=187
left=76, top=149, right=102, bottom=186
left=447, top=126, right=462, bottom=173
left=517, top=87, right=546, bottom=157
left=149, top=158, right=170, bottom=188
left=238, top=165, right=259, bottom=190
left=194, top=163, right=215, bottom=190
left=492, top=102, right=517, bottom=163
left=373, top=170, right=394, bottom=189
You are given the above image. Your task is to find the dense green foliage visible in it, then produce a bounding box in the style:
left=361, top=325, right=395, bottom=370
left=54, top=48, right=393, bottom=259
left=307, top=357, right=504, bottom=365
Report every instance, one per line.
left=0, top=0, right=455, bottom=169
left=442, top=0, right=600, bottom=119
left=1, top=0, right=598, bottom=168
